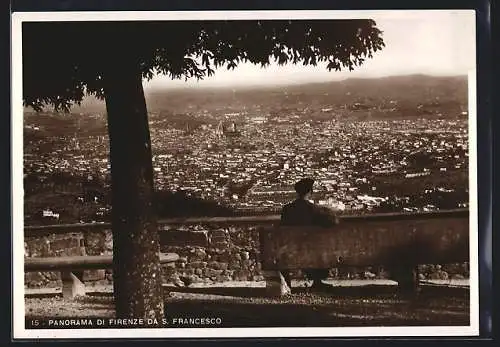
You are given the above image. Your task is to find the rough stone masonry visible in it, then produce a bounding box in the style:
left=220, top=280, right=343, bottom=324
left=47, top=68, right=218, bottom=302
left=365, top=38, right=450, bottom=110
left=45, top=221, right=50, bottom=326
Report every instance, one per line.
left=24, top=225, right=469, bottom=289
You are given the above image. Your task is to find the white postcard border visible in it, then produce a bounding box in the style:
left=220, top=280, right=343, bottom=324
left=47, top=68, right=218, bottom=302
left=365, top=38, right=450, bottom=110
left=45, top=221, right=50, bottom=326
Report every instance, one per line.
left=11, top=10, right=479, bottom=339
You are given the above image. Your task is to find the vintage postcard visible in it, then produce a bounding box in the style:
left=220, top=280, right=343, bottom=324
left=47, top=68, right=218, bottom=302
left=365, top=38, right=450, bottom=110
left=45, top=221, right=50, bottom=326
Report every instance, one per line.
left=12, top=10, right=479, bottom=338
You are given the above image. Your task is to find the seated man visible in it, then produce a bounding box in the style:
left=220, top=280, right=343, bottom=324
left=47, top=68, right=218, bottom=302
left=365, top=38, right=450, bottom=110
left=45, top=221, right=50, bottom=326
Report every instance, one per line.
left=280, top=178, right=339, bottom=290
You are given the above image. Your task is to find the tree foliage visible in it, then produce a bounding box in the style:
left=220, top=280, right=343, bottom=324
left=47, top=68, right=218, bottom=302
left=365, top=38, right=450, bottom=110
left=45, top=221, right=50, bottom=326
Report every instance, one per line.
left=22, top=19, right=384, bottom=319
left=23, top=20, right=384, bottom=111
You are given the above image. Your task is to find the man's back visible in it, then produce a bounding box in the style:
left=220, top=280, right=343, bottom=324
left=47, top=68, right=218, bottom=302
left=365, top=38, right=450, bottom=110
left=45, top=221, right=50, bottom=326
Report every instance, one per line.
left=281, top=199, right=338, bottom=227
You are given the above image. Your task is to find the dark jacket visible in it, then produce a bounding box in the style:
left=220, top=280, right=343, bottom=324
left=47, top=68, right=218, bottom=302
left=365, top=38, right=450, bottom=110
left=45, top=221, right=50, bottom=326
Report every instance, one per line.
left=280, top=199, right=339, bottom=227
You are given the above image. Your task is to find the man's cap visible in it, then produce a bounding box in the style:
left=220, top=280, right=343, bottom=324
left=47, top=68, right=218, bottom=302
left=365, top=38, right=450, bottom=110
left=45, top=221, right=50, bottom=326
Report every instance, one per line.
left=294, top=178, right=315, bottom=195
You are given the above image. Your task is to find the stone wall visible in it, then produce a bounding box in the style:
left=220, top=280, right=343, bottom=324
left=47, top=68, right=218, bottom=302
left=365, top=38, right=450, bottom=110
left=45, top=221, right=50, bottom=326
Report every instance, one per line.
left=24, top=232, right=111, bottom=288
left=24, top=226, right=266, bottom=288
left=159, top=226, right=264, bottom=286
left=24, top=225, right=470, bottom=289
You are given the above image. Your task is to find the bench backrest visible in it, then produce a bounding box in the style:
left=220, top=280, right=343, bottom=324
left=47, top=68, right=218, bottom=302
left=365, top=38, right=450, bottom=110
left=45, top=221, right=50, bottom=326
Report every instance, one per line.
left=25, top=253, right=179, bottom=272
left=259, top=210, right=469, bottom=270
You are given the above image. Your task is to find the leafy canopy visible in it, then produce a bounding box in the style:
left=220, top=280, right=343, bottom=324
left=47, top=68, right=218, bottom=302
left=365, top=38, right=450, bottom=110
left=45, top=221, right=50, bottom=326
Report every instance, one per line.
left=23, top=20, right=384, bottom=111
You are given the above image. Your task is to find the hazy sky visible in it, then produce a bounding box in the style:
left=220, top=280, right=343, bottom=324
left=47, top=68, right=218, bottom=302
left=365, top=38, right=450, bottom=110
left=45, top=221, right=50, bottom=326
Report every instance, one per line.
left=143, top=11, right=475, bottom=89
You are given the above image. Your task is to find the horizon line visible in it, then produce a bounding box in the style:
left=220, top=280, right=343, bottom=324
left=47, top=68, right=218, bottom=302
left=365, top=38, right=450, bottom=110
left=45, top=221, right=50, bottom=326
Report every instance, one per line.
left=143, top=72, right=468, bottom=92
left=22, top=72, right=468, bottom=111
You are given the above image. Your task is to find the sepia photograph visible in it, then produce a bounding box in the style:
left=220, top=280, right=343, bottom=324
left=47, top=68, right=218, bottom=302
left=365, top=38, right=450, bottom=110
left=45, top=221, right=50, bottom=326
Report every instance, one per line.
left=12, top=10, right=478, bottom=338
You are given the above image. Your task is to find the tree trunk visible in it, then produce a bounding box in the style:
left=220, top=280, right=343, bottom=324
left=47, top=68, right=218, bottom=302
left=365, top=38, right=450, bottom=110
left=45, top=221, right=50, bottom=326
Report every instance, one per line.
left=102, top=52, right=163, bottom=319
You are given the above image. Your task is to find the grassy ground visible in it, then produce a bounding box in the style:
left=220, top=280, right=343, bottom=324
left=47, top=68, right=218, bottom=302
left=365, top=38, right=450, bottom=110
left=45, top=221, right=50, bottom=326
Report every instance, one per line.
left=25, top=283, right=469, bottom=328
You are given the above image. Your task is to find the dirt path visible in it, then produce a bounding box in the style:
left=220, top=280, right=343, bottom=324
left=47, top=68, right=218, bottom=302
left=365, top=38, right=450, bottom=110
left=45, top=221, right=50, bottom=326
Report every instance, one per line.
left=25, top=282, right=470, bottom=327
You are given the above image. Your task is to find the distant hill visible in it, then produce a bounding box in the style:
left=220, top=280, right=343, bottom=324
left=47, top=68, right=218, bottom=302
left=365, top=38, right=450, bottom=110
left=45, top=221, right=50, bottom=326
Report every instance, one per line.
left=287, top=74, right=467, bottom=102
left=70, top=96, right=107, bottom=115
left=24, top=74, right=468, bottom=119
left=147, top=74, right=468, bottom=119
left=24, top=95, right=106, bottom=115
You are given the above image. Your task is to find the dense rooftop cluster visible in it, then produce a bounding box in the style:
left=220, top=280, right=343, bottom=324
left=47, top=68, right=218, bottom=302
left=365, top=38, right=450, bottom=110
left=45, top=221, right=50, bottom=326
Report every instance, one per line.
left=149, top=113, right=468, bottom=213
left=24, top=107, right=469, bottom=219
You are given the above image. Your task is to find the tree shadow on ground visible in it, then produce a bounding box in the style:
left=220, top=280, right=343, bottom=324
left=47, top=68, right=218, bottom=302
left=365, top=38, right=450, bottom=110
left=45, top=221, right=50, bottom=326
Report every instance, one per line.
left=165, top=296, right=469, bottom=328
left=25, top=284, right=469, bottom=327
left=166, top=283, right=468, bottom=299
left=163, top=284, right=469, bottom=327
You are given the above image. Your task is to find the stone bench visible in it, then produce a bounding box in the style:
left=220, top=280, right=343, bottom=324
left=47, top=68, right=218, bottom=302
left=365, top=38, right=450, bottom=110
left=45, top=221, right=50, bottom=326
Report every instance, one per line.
left=25, top=252, right=179, bottom=299
left=258, top=209, right=469, bottom=296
